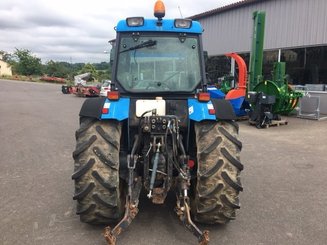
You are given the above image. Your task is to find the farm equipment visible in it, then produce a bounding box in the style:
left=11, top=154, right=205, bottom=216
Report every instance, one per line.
left=207, top=11, right=302, bottom=125
left=40, top=76, right=66, bottom=83
left=61, top=73, right=100, bottom=97
left=72, top=1, right=243, bottom=244
left=208, top=52, right=249, bottom=117
left=247, top=11, right=302, bottom=128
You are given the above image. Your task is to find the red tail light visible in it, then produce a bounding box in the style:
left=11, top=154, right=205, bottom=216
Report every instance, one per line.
left=197, top=92, right=210, bottom=102
left=107, top=91, right=120, bottom=100
left=188, top=159, right=195, bottom=169
left=208, top=109, right=216, bottom=115
left=102, top=108, right=109, bottom=114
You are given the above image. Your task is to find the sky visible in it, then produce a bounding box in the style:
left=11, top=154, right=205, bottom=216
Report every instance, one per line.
left=0, top=0, right=241, bottom=63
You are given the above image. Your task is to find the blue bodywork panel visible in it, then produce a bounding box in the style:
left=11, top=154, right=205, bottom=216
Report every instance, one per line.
left=208, top=86, right=225, bottom=99
left=207, top=86, right=248, bottom=117
left=188, top=98, right=216, bottom=122
left=100, top=97, right=236, bottom=122
left=101, top=98, right=130, bottom=121
left=116, top=19, right=202, bottom=34
left=228, top=96, right=247, bottom=117
left=226, top=95, right=249, bottom=117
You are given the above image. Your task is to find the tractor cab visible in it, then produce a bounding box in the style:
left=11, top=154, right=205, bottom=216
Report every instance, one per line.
left=110, top=2, right=206, bottom=96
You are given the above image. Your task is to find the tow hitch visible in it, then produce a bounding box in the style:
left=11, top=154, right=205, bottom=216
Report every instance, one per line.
left=104, top=153, right=142, bottom=245
left=175, top=169, right=210, bottom=245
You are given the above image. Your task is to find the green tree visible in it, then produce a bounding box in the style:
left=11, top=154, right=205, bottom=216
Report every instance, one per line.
left=44, top=60, right=70, bottom=78
left=13, top=49, right=42, bottom=76
left=0, top=50, right=13, bottom=63
left=80, top=63, right=98, bottom=81
left=97, top=70, right=111, bottom=81
left=92, top=61, right=111, bottom=81
left=93, top=62, right=110, bottom=70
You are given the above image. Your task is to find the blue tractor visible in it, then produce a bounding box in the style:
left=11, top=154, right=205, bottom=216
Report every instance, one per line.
left=72, top=1, right=243, bottom=244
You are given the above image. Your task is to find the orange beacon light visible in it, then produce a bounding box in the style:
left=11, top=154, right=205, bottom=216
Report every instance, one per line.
left=154, top=0, right=165, bottom=19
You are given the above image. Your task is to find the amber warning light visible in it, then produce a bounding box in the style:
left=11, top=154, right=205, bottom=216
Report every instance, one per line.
left=107, top=91, right=120, bottom=100
left=197, top=92, right=210, bottom=102
left=154, top=0, right=165, bottom=19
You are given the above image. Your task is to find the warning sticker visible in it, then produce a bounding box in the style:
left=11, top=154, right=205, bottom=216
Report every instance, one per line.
left=189, top=106, right=194, bottom=115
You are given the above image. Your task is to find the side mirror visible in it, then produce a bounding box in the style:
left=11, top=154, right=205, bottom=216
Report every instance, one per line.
left=110, top=47, right=115, bottom=66
left=108, top=39, right=116, bottom=67
left=203, top=51, right=208, bottom=64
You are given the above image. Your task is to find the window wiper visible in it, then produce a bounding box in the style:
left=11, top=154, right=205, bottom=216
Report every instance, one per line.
left=120, top=40, right=157, bottom=53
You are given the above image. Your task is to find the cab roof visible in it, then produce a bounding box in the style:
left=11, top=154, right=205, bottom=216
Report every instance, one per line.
left=116, top=19, right=203, bottom=34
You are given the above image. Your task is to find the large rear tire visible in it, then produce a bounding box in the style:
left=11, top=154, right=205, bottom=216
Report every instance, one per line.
left=72, top=117, right=125, bottom=224
left=193, top=120, right=243, bottom=224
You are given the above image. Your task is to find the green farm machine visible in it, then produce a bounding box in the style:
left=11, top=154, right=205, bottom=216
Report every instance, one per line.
left=247, top=11, right=302, bottom=127
left=204, top=11, right=301, bottom=128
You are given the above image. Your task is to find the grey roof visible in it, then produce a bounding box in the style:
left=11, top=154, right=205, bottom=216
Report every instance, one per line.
left=190, top=0, right=270, bottom=20
left=190, top=0, right=327, bottom=56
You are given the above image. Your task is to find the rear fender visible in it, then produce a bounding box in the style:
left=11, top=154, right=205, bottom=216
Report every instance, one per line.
left=79, top=97, right=130, bottom=121
left=79, top=97, right=106, bottom=119
left=188, top=98, right=236, bottom=122
left=101, top=98, right=130, bottom=121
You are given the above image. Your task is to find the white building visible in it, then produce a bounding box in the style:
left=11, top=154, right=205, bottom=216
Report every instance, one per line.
left=0, top=54, right=12, bottom=76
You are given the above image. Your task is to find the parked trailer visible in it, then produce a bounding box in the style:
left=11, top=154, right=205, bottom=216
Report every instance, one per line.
left=61, top=73, right=100, bottom=97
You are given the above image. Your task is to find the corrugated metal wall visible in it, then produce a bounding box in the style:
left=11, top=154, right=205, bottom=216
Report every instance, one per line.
left=197, top=0, right=327, bottom=56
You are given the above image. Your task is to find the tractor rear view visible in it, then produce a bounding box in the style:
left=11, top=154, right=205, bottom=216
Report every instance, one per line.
left=72, top=1, right=243, bottom=244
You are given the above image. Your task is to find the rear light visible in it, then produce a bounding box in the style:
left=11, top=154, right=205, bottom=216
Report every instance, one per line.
left=104, top=88, right=109, bottom=90
left=188, top=159, right=195, bottom=169
left=197, top=92, right=210, bottom=102
left=107, top=91, right=120, bottom=100
left=102, top=108, right=109, bottom=114
left=208, top=109, right=216, bottom=115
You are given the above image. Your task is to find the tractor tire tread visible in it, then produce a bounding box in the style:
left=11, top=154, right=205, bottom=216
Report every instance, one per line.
left=73, top=118, right=124, bottom=224
left=193, top=120, right=243, bottom=224
left=221, top=194, right=240, bottom=209
left=92, top=193, right=117, bottom=208
left=91, top=171, right=116, bottom=191
left=221, top=171, right=243, bottom=192
left=73, top=182, right=95, bottom=200
left=198, top=183, right=224, bottom=198
left=76, top=204, right=96, bottom=215
left=221, top=148, right=244, bottom=171
left=73, top=135, right=97, bottom=159
left=92, top=146, right=118, bottom=170
left=218, top=126, right=242, bottom=150
left=96, top=125, right=119, bottom=150
left=199, top=159, right=224, bottom=179
left=75, top=118, right=96, bottom=139
left=72, top=158, right=95, bottom=180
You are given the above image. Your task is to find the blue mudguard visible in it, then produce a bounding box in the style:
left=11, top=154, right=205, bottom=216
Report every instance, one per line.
left=101, top=98, right=130, bottom=121
left=188, top=98, right=216, bottom=122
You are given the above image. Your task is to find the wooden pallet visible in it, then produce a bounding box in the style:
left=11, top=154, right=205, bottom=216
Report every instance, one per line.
left=268, top=119, right=288, bottom=127
left=249, top=119, right=288, bottom=128
left=236, top=116, right=249, bottom=121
